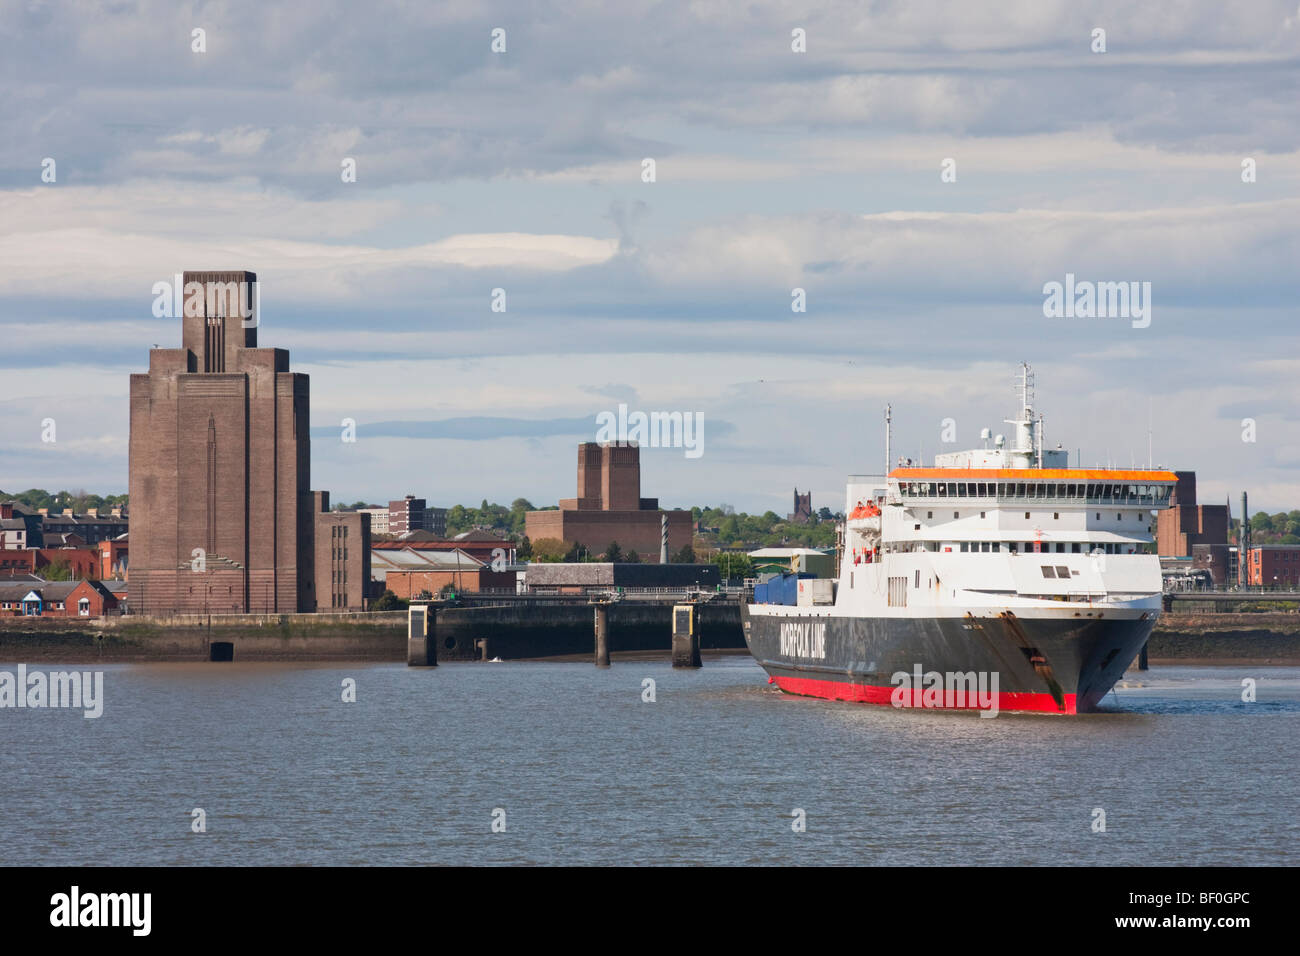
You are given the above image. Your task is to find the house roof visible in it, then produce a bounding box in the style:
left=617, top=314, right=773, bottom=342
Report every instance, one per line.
left=372, top=547, right=483, bottom=571
left=0, top=581, right=81, bottom=601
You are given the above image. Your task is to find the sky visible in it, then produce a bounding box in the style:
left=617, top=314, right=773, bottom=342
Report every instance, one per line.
left=2, top=0, right=1298, bottom=516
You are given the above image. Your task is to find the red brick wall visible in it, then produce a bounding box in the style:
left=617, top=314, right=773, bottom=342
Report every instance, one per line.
left=524, top=510, right=691, bottom=562
left=386, top=569, right=515, bottom=599
left=129, top=284, right=314, bottom=615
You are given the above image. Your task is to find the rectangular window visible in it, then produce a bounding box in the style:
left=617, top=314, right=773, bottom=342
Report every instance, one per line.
left=953, top=511, right=959, bottom=519
left=960, top=542, right=969, bottom=552
left=992, top=542, right=1001, bottom=552
left=980, top=511, right=986, bottom=519
left=1056, top=566, right=1070, bottom=578
left=1041, top=566, right=1057, bottom=578
left=1054, top=512, right=1059, bottom=519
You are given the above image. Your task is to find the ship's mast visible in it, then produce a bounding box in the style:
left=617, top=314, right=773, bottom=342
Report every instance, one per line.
left=1004, top=362, right=1038, bottom=468
left=884, top=403, right=892, bottom=476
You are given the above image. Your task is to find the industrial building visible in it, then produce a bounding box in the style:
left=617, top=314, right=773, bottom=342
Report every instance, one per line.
left=128, top=270, right=370, bottom=613
left=524, top=442, right=692, bottom=562
left=521, top=562, right=720, bottom=594
left=1244, top=545, right=1300, bottom=588
left=1156, top=470, right=1233, bottom=585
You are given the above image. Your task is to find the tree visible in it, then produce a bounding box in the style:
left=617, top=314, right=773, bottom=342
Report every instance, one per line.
left=713, top=552, right=753, bottom=581
left=516, top=535, right=533, bottom=560
left=530, top=538, right=570, bottom=563
left=1251, top=513, right=1275, bottom=533
left=673, top=544, right=696, bottom=563
left=41, top=560, right=76, bottom=581
left=624, top=549, right=641, bottom=564
left=604, top=541, right=623, bottom=562
left=371, top=590, right=407, bottom=611
left=817, top=506, right=833, bottom=521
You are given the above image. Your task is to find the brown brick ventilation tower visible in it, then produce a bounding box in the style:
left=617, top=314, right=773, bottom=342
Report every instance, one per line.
left=129, top=271, right=316, bottom=614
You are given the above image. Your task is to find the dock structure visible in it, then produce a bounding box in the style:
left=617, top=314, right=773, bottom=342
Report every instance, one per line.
left=407, top=603, right=436, bottom=666
left=592, top=601, right=611, bottom=667
left=672, top=603, right=702, bottom=668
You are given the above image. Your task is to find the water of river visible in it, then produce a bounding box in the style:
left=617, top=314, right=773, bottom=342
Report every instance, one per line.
left=2, top=658, right=1296, bottom=865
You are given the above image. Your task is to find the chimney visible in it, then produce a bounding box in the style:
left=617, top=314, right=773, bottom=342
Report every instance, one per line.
left=87, top=508, right=99, bottom=517
left=63, top=508, right=75, bottom=516
left=0, top=503, right=11, bottom=519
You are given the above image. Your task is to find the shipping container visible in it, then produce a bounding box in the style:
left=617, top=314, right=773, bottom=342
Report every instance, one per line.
left=796, top=578, right=835, bottom=606
left=754, top=582, right=769, bottom=604
left=794, top=552, right=837, bottom=578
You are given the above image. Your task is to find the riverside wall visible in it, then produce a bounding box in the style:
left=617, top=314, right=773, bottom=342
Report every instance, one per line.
left=2, top=607, right=1298, bottom=664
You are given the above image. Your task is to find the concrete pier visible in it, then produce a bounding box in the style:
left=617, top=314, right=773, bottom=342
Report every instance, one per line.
left=594, top=603, right=610, bottom=667
left=671, top=604, right=701, bottom=668
left=407, top=604, right=436, bottom=666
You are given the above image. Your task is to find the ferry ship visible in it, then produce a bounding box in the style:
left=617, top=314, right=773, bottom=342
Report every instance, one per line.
left=741, top=364, right=1177, bottom=714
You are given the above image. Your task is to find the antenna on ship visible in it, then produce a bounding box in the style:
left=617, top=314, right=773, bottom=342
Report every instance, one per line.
left=1005, top=362, right=1038, bottom=468
left=884, top=404, right=892, bottom=477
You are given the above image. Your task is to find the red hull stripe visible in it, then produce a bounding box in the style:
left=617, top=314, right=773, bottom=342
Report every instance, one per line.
left=772, top=674, right=1078, bottom=715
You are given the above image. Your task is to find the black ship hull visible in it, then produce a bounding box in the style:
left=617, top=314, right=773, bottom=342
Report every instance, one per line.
left=741, top=605, right=1156, bottom=714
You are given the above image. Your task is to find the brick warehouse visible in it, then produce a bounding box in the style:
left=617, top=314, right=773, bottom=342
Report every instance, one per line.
left=525, top=442, right=692, bottom=562
left=129, top=270, right=369, bottom=613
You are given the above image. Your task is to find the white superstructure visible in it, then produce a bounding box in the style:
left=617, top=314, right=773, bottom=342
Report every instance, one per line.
left=823, top=364, right=1176, bottom=620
